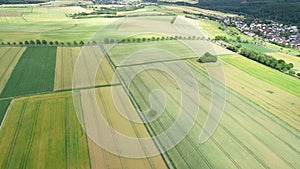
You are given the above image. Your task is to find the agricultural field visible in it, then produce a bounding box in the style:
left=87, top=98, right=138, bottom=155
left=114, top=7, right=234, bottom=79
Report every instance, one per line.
left=0, top=6, right=118, bottom=42
left=106, top=40, right=232, bottom=67
left=220, top=54, right=300, bottom=98
left=0, top=47, right=26, bottom=93
left=0, top=92, right=91, bottom=169
left=189, top=58, right=300, bottom=131
left=54, top=46, right=117, bottom=90
left=0, top=3, right=299, bottom=169
left=0, top=46, right=56, bottom=98
left=231, top=42, right=275, bottom=53
left=116, top=59, right=300, bottom=169
left=198, top=18, right=230, bottom=38
left=80, top=86, right=168, bottom=169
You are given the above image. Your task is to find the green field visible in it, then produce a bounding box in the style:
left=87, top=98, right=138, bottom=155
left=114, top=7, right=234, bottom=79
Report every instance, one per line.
left=231, top=42, right=275, bottom=53
left=220, top=54, right=300, bottom=98
left=0, top=99, right=11, bottom=125
left=0, top=46, right=56, bottom=98
left=0, top=92, right=91, bottom=169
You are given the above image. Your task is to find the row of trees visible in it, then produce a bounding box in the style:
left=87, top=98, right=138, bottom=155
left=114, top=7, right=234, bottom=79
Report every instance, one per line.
left=103, top=35, right=206, bottom=44
left=0, top=40, right=86, bottom=46
left=239, top=48, right=294, bottom=73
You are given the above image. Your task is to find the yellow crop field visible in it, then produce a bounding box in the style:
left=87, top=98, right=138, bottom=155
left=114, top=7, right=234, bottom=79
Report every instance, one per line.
left=54, top=46, right=117, bottom=90
left=80, top=86, right=168, bottom=169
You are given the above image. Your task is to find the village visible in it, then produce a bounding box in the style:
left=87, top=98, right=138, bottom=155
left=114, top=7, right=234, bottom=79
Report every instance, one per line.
left=224, top=17, right=300, bottom=50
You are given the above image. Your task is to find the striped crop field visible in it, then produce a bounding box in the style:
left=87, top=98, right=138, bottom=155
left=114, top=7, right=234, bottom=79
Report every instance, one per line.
left=188, top=58, right=300, bottom=131
left=54, top=46, right=117, bottom=91
left=116, top=59, right=300, bottom=169
left=79, top=86, right=168, bottom=169
left=0, top=46, right=56, bottom=98
left=0, top=92, right=90, bottom=169
left=0, top=47, right=26, bottom=94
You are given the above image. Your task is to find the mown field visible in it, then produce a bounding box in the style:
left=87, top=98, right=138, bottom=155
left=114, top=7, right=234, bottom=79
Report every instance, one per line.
left=116, top=60, right=300, bottom=169
left=79, top=86, right=168, bottom=169
left=0, top=92, right=91, bottom=169
left=0, top=47, right=26, bottom=93
left=0, top=46, right=56, bottom=98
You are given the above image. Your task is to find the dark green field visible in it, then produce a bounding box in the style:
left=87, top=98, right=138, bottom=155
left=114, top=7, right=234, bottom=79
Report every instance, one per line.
left=0, top=46, right=56, bottom=98
left=0, top=99, right=11, bottom=124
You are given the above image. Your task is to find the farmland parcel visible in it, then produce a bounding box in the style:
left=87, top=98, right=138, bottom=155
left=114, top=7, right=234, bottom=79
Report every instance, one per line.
left=0, top=46, right=56, bottom=98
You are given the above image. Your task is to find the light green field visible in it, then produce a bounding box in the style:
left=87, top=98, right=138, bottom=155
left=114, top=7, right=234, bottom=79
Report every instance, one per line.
left=0, top=6, right=118, bottom=42
left=231, top=42, right=275, bottom=53
left=220, top=54, right=300, bottom=98
left=189, top=58, right=300, bottom=131
left=0, top=92, right=91, bottom=169
left=117, top=60, right=300, bottom=169
left=106, top=40, right=231, bottom=66
left=0, top=47, right=26, bottom=93
left=198, top=18, right=230, bottom=38
left=266, top=52, right=300, bottom=71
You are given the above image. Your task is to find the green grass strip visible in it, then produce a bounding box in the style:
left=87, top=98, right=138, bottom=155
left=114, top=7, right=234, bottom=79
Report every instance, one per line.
left=0, top=46, right=57, bottom=98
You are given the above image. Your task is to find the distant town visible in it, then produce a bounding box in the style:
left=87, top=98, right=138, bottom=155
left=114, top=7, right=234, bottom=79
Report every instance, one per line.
left=224, top=17, right=300, bottom=50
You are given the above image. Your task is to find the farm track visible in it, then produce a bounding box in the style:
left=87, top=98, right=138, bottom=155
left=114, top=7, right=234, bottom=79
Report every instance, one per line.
left=99, top=44, right=175, bottom=169
left=164, top=61, right=299, bottom=168
left=90, top=46, right=109, bottom=84
left=1, top=99, right=28, bottom=169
